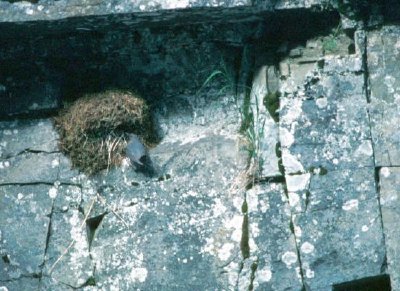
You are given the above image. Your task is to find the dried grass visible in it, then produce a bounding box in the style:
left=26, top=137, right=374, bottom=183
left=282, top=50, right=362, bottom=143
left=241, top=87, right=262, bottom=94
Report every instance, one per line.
left=54, top=90, right=156, bottom=174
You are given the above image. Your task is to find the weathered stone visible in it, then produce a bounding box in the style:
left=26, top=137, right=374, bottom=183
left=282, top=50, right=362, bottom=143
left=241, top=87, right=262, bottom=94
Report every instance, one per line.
left=379, top=167, right=400, bottom=290
left=0, top=119, right=58, bottom=158
left=43, top=210, right=93, bottom=288
left=0, top=277, right=40, bottom=291
left=368, top=26, right=400, bottom=167
left=0, top=0, right=338, bottom=23
left=293, top=198, right=385, bottom=290
left=245, top=183, right=303, bottom=290
left=1, top=1, right=400, bottom=289
left=249, top=66, right=281, bottom=178
left=88, top=134, right=246, bottom=289
left=0, top=6, right=340, bottom=117
left=52, top=185, right=82, bottom=213
left=0, top=185, right=52, bottom=280
left=39, top=277, right=75, bottom=291
left=287, top=167, right=377, bottom=214
left=279, top=54, right=372, bottom=174
left=0, top=152, right=60, bottom=184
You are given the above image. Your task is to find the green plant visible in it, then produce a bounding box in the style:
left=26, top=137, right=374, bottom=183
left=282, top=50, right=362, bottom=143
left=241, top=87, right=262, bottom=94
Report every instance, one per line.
left=264, top=91, right=281, bottom=123
left=243, top=91, right=266, bottom=175
left=322, top=23, right=342, bottom=53
left=200, top=66, right=267, bottom=178
left=197, top=62, right=235, bottom=96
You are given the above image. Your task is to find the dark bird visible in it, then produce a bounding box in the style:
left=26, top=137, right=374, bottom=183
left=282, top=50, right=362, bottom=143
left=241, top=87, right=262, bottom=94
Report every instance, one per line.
left=126, top=134, right=147, bottom=165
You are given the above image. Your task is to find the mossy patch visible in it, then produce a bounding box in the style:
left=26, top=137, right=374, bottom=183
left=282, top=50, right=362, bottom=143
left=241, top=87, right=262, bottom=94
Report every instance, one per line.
left=54, top=90, right=156, bottom=175
left=264, top=91, right=281, bottom=123
left=240, top=200, right=250, bottom=259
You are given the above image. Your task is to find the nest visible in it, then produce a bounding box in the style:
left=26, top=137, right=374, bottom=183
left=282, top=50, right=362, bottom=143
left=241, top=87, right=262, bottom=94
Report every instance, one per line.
left=54, top=90, right=156, bottom=175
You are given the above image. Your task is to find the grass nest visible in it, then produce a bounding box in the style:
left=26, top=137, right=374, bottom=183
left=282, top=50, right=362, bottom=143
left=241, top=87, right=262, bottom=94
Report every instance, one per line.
left=54, top=90, right=156, bottom=175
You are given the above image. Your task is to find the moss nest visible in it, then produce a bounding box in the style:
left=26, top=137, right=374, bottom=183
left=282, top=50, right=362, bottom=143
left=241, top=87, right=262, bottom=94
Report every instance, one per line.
left=54, top=90, right=156, bottom=175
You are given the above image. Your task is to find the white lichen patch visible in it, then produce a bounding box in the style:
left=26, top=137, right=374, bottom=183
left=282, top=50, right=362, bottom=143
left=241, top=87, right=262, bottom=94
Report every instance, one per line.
left=0, top=161, right=10, bottom=169
left=232, top=196, right=244, bottom=211
left=130, top=267, right=148, bottom=283
left=246, top=186, right=262, bottom=212
left=303, top=262, right=315, bottom=279
left=381, top=167, right=391, bottom=178
left=282, top=149, right=304, bottom=174
left=294, top=225, right=302, bottom=238
left=384, top=75, right=396, bottom=93
left=65, top=211, right=91, bottom=280
left=280, top=128, right=295, bottom=147
left=355, top=140, right=373, bottom=157
left=259, top=198, right=269, bottom=213
left=280, top=96, right=304, bottom=126
left=48, top=187, right=58, bottom=199
left=342, top=199, right=359, bottom=211
left=281, top=251, right=298, bottom=268
left=218, top=242, right=234, bottom=261
left=300, top=242, right=315, bottom=254
left=288, top=192, right=300, bottom=209
left=165, top=0, right=190, bottom=9
left=256, top=266, right=272, bottom=283
left=225, top=261, right=240, bottom=288
left=316, top=97, right=328, bottom=108
left=225, top=214, right=242, bottom=242
left=286, top=173, right=310, bottom=192
left=51, top=158, right=59, bottom=168
left=212, top=198, right=227, bottom=216
left=250, top=222, right=260, bottom=238
left=26, top=8, right=34, bottom=15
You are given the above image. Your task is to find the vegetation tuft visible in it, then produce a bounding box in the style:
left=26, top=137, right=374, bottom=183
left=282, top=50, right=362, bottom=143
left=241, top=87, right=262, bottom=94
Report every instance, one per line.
left=264, top=91, right=281, bottom=123
left=54, top=90, right=156, bottom=175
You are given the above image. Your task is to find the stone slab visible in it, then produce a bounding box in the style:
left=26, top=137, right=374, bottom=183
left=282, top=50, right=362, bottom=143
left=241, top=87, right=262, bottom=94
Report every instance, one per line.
left=379, top=166, right=400, bottom=290
left=279, top=54, right=372, bottom=175
left=42, top=210, right=93, bottom=288
left=245, top=183, right=303, bottom=291
left=368, top=26, right=400, bottom=167
left=89, top=134, right=246, bottom=290
left=0, top=277, right=40, bottom=291
left=0, top=0, right=335, bottom=23
left=293, top=198, right=385, bottom=290
left=250, top=65, right=281, bottom=178
left=0, top=185, right=52, bottom=280
left=0, top=119, right=59, bottom=158
left=0, top=152, right=60, bottom=184
left=286, top=167, right=377, bottom=214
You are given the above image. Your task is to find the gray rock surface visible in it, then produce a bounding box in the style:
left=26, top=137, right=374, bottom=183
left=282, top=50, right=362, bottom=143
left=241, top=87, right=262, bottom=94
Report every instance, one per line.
left=0, top=3, right=338, bottom=117
left=276, top=23, right=389, bottom=290
left=249, top=66, right=281, bottom=178
left=1, top=1, right=400, bottom=291
left=0, top=185, right=52, bottom=281
left=245, top=183, right=302, bottom=290
left=368, top=26, right=400, bottom=167
left=0, top=0, right=332, bottom=22
left=379, top=167, right=400, bottom=290
left=1, top=90, right=250, bottom=290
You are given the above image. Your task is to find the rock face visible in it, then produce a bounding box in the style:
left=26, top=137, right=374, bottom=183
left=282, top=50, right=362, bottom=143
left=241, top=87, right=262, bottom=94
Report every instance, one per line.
left=1, top=1, right=400, bottom=291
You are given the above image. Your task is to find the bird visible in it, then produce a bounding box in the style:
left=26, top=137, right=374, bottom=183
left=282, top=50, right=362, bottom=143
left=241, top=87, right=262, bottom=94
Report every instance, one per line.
left=126, top=134, right=147, bottom=166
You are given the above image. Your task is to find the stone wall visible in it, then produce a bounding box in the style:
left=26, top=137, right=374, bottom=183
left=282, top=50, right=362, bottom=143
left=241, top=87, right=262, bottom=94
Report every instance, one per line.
left=1, top=1, right=400, bottom=290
